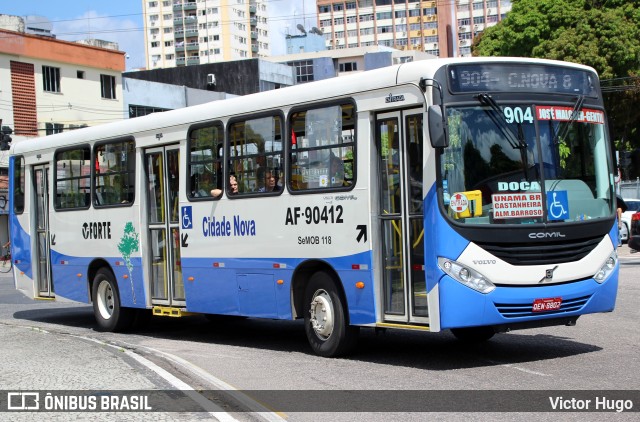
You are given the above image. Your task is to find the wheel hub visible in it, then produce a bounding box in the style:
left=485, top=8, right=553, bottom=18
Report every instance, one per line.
left=96, top=280, right=114, bottom=320
left=309, top=289, right=334, bottom=339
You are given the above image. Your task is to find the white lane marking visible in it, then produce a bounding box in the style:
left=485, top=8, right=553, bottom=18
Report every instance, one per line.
left=77, top=335, right=240, bottom=422
left=133, top=343, right=288, bottom=422
left=483, top=358, right=550, bottom=376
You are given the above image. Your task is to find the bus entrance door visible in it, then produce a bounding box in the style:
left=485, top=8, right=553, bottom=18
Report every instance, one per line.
left=145, top=146, right=185, bottom=309
left=376, top=110, right=427, bottom=325
left=33, top=165, right=54, bottom=298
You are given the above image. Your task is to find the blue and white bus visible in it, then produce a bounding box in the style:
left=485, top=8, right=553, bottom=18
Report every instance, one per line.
left=9, top=57, right=620, bottom=356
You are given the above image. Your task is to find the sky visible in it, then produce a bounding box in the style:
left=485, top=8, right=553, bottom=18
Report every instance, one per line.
left=1, top=0, right=318, bottom=70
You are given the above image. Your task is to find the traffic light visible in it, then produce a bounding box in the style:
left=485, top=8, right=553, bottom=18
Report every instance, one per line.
left=0, top=125, right=12, bottom=151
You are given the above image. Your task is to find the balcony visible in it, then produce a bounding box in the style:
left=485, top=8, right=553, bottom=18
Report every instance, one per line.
left=185, top=41, right=199, bottom=51
left=251, top=43, right=259, bottom=53
left=184, top=26, right=198, bottom=37
left=250, top=31, right=258, bottom=40
left=187, top=55, right=200, bottom=65
left=176, top=56, right=186, bottom=65
left=173, top=1, right=197, bottom=12
left=249, top=5, right=257, bottom=14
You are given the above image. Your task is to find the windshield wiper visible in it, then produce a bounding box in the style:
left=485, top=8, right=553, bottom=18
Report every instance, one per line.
left=476, top=93, right=527, bottom=150
left=553, top=94, right=585, bottom=145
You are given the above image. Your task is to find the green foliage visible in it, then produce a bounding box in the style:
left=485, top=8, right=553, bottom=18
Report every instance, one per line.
left=474, top=0, right=640, bottom=80
left=474, top=0, right=640, bottom=178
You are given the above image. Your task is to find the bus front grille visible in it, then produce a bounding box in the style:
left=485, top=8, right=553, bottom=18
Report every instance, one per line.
left=495, top=295, right=591, bottom=318
left=476, top=236, right=602, bottom=266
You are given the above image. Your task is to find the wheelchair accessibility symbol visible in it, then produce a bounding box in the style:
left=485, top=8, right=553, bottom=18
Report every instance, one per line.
left=182, top=206, right=193, bottom=229
left=547, top=191, right=569, bottom=221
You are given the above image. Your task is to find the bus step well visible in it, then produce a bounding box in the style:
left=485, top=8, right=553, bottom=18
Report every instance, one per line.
left=152, top=306, right=193, bottom=318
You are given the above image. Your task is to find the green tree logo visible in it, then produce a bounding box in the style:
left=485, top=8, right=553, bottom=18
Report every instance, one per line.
left=117, top=222, right=140, bottom=304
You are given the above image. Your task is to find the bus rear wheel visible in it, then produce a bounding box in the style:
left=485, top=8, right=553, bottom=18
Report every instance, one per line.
left=304, top=272, right=359, bottom=357
left=450, top=326, right=495, bottom=343
left=92, top=268, right=134, bottom=332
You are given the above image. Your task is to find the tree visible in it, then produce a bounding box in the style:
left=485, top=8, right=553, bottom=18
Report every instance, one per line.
left=473, top=0, right=640, bottom=178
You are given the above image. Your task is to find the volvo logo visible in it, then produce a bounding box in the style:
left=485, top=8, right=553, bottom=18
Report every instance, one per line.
left=473, top=259, right=496, bottom=265
left=528, top=232, right=566, bottom=239
left=539, top=265, right=559, bottom=283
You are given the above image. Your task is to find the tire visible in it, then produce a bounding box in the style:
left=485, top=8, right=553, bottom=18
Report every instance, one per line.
left=304, top=271, right=359, bottom=357
left=450, top=326, right=496, bottom=343
left=92, top=268, right=134, bottom=332
left=0, top=256, right=12, bottom=273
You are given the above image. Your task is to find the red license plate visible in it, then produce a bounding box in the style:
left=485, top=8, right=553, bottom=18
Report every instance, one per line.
left=532, top=297, right=562, bottom=312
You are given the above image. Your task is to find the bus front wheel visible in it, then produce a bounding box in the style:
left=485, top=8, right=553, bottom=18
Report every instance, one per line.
left=450, top=326, right=495, bottom=343
left=304, top=272, right=359, bottom=357
left=92, top=268, right=134, bottom=332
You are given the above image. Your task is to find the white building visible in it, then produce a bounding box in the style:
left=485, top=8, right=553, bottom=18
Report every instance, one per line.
left=143, top=0, right=271, bottom=69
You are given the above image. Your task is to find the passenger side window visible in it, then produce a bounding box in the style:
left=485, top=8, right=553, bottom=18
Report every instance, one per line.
left=54, top=146, right=91, bottom=210
left=12, top=156, right=25, bottom=214
left=289, top=103, right=355, bottom=191
left=94, top=139, right=135, bottom=206
left=228, top=115, right=283, bottom=195
left=188, top=122, right=224, bottom=200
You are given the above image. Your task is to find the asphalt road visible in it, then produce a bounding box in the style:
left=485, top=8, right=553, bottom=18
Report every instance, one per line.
left=0, top=248, right=638, bottom=421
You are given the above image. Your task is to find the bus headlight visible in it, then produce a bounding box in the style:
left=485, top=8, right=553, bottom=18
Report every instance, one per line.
left=438, top=257, right=495, bottom=294
left=594, top=251, right=617, bottom=283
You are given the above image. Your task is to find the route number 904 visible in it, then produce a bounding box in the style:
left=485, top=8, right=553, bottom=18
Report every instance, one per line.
left=502, top=106, right=534, bottom=124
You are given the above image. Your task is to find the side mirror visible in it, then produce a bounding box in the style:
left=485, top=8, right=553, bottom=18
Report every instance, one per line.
left=428, top=105, right=448, bottom=148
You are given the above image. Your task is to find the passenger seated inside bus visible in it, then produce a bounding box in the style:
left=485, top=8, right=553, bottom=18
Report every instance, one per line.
left=229, top=174, right=239, bottom=195
left=260, top=170, right=281, bottom=192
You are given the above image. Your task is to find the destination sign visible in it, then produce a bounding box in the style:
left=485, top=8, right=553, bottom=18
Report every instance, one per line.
left=448, top=64, right=598, bottom=96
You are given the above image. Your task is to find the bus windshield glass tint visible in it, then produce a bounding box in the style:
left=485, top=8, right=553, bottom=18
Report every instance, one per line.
left=439, top=103, right=614, bottom=224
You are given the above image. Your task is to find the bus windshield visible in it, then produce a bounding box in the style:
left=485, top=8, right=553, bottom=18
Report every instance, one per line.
left=440, top=101, right=614, bottom=225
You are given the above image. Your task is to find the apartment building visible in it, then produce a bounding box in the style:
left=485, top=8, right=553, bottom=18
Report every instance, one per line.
left=316, top=0, right=511, bottom=58
left=143, top=0, right=270, bottom=69
left=0, top=28, right=126, bottom=139
left=455, top=0, right=512, bottom=57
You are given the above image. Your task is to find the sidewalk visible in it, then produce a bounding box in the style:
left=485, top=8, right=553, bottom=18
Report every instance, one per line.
left=0, top=324, right=218, bottom=420
left=618, top=243, right=638, bottom=258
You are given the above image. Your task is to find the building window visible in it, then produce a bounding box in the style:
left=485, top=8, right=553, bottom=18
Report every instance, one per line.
left=77, top=71, right=85, bottom=79
left=45, top=123, right=64, bottom=135
left=54, top=146, right=91, bottom=210
left=473, top=16, right=485, bottom=25
left=42, top=66, right=60, bottom=93
left=129, top=104, right=171, bottom=118
left=289, top=60, right=314, bottom=83
left=100, top=75, right=116, bottom=99
left=339, top=62, right=358, bottom=72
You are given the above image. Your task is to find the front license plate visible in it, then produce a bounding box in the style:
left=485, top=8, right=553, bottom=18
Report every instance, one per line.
left=532, top=297, right=562, bottom=312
